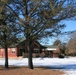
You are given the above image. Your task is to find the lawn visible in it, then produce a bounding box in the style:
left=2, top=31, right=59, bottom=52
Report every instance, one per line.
left=0, top=66, right=64, bottom=75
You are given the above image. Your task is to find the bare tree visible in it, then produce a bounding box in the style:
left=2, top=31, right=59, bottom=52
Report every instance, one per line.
left=67, top=31, right=76, bottom=56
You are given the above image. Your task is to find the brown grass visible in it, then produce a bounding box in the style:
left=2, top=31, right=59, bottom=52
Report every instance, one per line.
left=0, top=66, right=64, bottom=75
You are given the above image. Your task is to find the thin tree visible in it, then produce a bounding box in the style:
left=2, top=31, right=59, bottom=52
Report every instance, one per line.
left=67, top=31, right=76, bottom=56
left=0, top=1, right=20, bottom=68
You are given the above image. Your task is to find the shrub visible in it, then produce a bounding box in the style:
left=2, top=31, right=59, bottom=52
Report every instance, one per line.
left=58, top=54, right=65, bottom=58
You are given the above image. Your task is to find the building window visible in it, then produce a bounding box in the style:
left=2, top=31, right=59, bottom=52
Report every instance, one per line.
left=8, top=48, right=10, bottom=52
left=34, top=48, right=39, bottom=53
left=12, top=48, right=15, bottom=54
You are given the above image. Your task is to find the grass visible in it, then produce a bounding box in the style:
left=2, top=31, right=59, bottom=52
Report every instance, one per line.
left=0, top=66, right=64, bottom=75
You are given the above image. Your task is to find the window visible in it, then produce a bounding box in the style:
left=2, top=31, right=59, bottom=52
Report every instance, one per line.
left=12, top=48, right=15, bottom=54
left=8, top=48, right=10, bottom=52
left=34, top=48, right=39, bottom=53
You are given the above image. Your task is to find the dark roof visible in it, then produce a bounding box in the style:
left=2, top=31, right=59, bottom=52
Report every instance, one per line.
left=43, top=45, right=58, bottom=48
left=17, top=38, right=43, bottom=48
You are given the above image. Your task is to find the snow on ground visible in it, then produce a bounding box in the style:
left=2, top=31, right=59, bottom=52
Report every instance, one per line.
left=0, top=57, right=76, bottom=75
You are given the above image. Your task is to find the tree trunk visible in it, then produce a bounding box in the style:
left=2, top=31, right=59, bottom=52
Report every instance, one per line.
left=27, top=40, right=33, bottom=69
left=5, top=47, right=8, bottom=68
left=24, top=0, right=33, bottom=69
left=4, top=32, right=8, bottom=68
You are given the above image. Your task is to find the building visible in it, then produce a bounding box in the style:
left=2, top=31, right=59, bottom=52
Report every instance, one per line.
left=0, top=48, right=18, bottom=58
left=0, top=40, right=60, bottom=58
left=0, top=41, right=43, bottom=58
left=17, top=40, right=43, bottom=58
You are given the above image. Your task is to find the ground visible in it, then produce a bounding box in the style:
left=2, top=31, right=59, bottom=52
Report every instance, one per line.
left=0, top=67, right=64, bottom=75
left=0, top=57, right=76, bottom=75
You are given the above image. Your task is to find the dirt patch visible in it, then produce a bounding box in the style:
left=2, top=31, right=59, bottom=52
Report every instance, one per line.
left=0, top=66, right=64, bottom=75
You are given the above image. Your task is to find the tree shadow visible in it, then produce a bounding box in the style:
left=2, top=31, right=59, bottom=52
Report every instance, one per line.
left=0, top=66, right=22, bottom=70
left=45, top=64, right=76, bottom=70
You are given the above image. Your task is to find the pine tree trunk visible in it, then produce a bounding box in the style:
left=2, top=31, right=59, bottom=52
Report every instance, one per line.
left=5, top=47, right=8, bottom=68
left=27, top=40, right=33, bottom=69
left=4, top=32, right=8, bottom=68
left=24, top=0, right=33, bottom=69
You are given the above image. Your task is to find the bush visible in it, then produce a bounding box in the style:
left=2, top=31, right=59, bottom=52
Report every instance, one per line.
left=58, top=54, right=65, bottom=58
